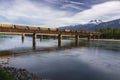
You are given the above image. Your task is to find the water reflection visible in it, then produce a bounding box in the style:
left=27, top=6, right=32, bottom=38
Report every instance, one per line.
left=0, top=35, right=120, bottom=51
left=0, top=35, right=120, bottom=80
left=0, top=35, right=89, bottom=64
left=88, top=40, right=120, bottom=51
left=0, top=51, right=12, bottom=65
left=0, top=40, right=88, bottom=56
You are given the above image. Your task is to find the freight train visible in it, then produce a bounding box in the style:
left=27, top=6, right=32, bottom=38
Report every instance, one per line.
left=0, top=24, right=87, bottom=33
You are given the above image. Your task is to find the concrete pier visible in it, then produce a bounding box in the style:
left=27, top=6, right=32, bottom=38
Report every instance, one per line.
left=58, top=34, right=62, bottom=47
left=21, top=34, right=25, bottom=43
left=40, top=35, right=43, bottom=41
left=97, top=35, right=100, bottom=39
left=88, top=35, right=91, bottom=41
left=33, top=33, right=37, bottom=50
left=75, top=35, right=79, bottom=46
left=93, top=35, right=96, bottom=40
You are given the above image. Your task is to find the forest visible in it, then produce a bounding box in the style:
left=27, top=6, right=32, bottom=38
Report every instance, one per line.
left=96, top=28, right=120, bottom=39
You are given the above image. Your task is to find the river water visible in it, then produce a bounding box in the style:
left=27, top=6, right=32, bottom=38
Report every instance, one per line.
left=0, top=35, right=120, bottom=80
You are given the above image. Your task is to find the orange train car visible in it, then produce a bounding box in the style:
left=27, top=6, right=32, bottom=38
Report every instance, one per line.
left=0, top=24, right=13, bottom=29
left=70, top=30, right=76, bottom=33
left=14, top=25, right=28, bottom=30
left=28, top=26, right=40, bottom=30
left=48, top=28, right=57, bottom=31
left=80, top=30, right=87, bottom=33
left=65, top=30, right=71, bottom=32
left=57, top=28, right=65, bottom=31
left=40, top=27, right=49, bottom=31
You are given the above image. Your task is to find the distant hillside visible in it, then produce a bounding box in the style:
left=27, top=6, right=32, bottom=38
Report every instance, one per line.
left=60, top=18, right=120, bottom=31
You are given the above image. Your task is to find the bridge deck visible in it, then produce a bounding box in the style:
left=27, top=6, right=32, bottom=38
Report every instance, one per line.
left=0, top=24, right=101, bottom=36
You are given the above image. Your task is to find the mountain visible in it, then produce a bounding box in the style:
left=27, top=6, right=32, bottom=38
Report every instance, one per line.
left=59, top=18, right=120, bottom=31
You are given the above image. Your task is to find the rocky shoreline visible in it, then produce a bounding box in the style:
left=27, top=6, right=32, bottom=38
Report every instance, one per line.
left=0, top=65, right=46, bottom=80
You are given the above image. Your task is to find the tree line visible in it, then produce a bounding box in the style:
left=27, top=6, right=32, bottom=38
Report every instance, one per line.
left=96, top=28, right=120, bottom=39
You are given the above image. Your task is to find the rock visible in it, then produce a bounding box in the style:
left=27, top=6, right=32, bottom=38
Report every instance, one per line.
left=0, top=65, right=45, bottom=80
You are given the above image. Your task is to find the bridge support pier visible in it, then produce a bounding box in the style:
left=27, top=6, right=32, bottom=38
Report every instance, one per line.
left=21, top=34, right=25, bottom=43
left=40, top=35, right=43, bottom=41
left=75, top=35, right=79, bottom=46
left=88, top=35, right=91, bottom=41
left=33, top=33, right=37, bottom=50
left=97, top=35, right=100, bottom=39
left=58, top=34, right=62, bottom=47
left=93, top=36, right=95, bottom=40
left=96, top=35, right=100, bottom=39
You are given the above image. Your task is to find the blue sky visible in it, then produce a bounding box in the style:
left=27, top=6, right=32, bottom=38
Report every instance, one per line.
left=0, top=0, right=120, bottom=27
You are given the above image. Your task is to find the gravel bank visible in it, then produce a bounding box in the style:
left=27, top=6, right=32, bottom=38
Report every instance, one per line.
left=0, top=65, right=46, bottom=80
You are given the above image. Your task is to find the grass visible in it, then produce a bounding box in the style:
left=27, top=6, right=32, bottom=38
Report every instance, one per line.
left=0, top=70, right=14, bottom=80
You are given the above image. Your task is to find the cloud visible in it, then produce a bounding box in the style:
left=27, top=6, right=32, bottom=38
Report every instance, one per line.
left=0, top=0, right=69, bottom=27
left=61, top=4, right=83, bottom=10
left=70, top=1, right=120, bottom=24
left=44, top=0, right=63, bottom=4
left=0, top=0, right=120, bottom=27
left=66, top=0, right=84, bottom=5
left=60, top=0, right=86, bottom=11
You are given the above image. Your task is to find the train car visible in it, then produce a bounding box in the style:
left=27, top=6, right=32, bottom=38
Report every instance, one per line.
left=14, top=25, right=28, bottom=30
left=28, top=26, right=39, bottom=30
left=57, top=28, right=65, bottom=32
left=0, top=24, right=13, bottom=29
left=85, top=31, right=90, bottom=34
left=80, top=30, right=86, bottom=33
left=65, top=30, right=71, bottom=32
left=48, top=28, right=57, bottom=31
left=40, top=27, right=49, bottom=31
left=0, top=24, right=2, bottom=28
left=70, top=30, right=76, bottom=33
left=76, top=30, right=81, bottom=33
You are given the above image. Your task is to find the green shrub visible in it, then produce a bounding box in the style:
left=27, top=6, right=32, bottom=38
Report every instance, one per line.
left=0, top=70, right=14, bottom=80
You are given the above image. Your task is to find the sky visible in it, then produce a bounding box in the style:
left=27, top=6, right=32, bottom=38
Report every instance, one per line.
left=0, top=0, right=120, bottom=27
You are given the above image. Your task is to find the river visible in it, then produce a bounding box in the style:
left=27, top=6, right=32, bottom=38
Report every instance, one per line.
left=0, top=35, right=120, bottom=80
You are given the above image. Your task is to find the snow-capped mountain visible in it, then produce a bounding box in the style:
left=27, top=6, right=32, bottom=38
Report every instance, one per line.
left=60, top=18, right=120, bottom=31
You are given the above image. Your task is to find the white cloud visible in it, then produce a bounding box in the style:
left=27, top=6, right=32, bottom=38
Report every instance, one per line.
left=61, top=4, right=83, bottom=10
left=0, top=0, right=69, bottom=27
left=0, top=0, right=120, bottom=27
left=70, top=1, right=120, bottom=24
left=58, top=1, right=120, bottom=25
left=69, top=1, right=84, bottom=5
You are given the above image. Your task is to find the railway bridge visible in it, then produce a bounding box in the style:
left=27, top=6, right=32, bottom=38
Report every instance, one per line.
left=0, top=24, right=101, bottom=49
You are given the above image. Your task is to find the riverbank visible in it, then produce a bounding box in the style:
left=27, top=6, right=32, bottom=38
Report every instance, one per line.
left=77, top=38, right=120, bottom=42
left=90, top=39, right=120, bottom=42
left=69, top=38, right=120, bottom=42
left=0, top=65, right=46, bottom=80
